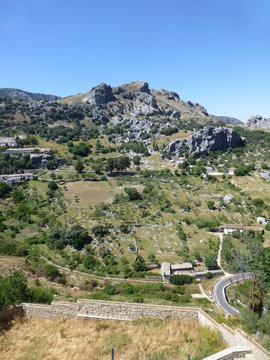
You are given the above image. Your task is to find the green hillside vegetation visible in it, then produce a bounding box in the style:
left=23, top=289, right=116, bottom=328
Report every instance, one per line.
left=1, top=83, right=270, bottom=351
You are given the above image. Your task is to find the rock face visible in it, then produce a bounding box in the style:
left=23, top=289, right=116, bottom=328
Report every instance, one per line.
left=247, top=115, right=270, bottom=130
left=82, top=83, right=115, bottom=105
left=164, top=126, right=245, bottom=157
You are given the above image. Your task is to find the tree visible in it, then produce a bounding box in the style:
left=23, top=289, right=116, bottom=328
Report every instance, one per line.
left=48, top=181, right=58, bottom=191
left=92, top=224, right=110, bottom=240
left=117, top=156, right=131, bottom=172
left=133, top=256, right=147, bottom=272
left=11, top=188, right=25, bottom=202
left=225, top=237, right=270, bottom=315
left=105, top=158, right=115, bottom=173
left=124, top=187, right=142, bottom=201
left=207, top=200, right=215, bottom=210
left=0, top=271, right=28, bottom=308
left=65, top=225, right=92, bottom=250
left=68, top=142, right=91, bottom=157
left=45, top=264, right=61, bottom=280
left=133, top=155, right=141, bottom=166
left=170, top=274, right=193, bottom=285
left=205, top=255, right=218, bottom=270
left=0, top=182, right=12, bottom=199
left=75, top=160, right=84, bottom=173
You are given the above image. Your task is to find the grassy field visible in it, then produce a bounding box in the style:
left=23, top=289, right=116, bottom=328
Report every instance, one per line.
left=0, top=317, right=226, bottom=360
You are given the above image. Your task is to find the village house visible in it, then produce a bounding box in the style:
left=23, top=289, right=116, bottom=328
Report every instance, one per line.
left=0, top=173, right=33, bottom=186
left=6, top=147, right=51, bottom=155
left=223, top=223, right=264, bottom=234
left=0, top=137, right=17, bottom=147
left=160, top=262, right=194, bottom=282
left=171, top=262, right=193, bottom=274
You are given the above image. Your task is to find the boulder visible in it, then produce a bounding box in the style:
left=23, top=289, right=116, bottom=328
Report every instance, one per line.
left=224, top=194, right=234, bottom=204
left=257, top=216, right=268, bottom=225
left=163, top=126, right=246, bottom=157
left=138, top=92, right=157, bottom=108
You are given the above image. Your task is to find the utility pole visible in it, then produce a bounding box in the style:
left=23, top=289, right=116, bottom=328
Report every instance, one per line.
left=111, top=347, right=114, bottom=360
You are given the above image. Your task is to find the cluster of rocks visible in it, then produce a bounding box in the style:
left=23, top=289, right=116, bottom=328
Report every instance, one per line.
left=247, top=115, right=270, bottom=130
left=77, top=81, right=217, bottom=141
left=163, top=126, right=246, bottom=157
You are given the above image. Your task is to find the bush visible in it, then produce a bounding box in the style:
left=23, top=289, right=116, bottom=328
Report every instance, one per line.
left=205, top=255, right=218, bottom=270
left=205, top=272, right=214, bottom=279
left=124, top=187, right=142, bottom=201
left=28, top=287, right=54, bottom=304
left=169, top=274, right=193, bottom=286
left=45, top=265, right=60, bottom=280
left=0, top=271, right=28, bottom=308
left=0, top=182, right=12, bottom=198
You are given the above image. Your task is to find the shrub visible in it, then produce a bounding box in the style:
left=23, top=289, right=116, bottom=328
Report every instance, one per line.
left=0, top=271, right=28, bottom=308
left=205, top=255, right=218, bottom=270
left=28, top=287, right=54, bottom=304
left=205, top=272, right=214, bottom=279
left=0, top=182, right=12, bottom=198
left=45, top=265, right=60, bottom=280
left=169, top=274, right=193, bottom=286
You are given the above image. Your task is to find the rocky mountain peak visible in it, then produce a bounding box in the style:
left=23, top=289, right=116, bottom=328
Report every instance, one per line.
left=82, top=82, right=115, bottom=105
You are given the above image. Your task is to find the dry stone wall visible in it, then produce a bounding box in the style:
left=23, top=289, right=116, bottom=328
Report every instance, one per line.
left=22, top=299, right=198, bottom=321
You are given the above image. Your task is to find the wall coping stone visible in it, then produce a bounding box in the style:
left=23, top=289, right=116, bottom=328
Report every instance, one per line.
left=203, top=346, right=251, bottom=360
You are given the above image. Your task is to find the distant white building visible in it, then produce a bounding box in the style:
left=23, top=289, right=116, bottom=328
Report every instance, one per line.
left=223, top=223, right=264, bottom=234
left=223, top=224, right=244, bottom=234
left=6, top=147, right=51, bottom=155
left=0, top=173, right=33, bottom=186
left=0, top=137, right=17, bottom=147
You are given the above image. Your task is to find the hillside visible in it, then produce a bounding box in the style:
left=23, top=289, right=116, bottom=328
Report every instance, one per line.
left=1, top=81, right=270, bottom=353
left=0, top=88, right=60, bottom=101
left=216, top=116, right=243, bottom=125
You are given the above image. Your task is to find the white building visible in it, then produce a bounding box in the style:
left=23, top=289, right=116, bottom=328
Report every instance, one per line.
left=223, top=224, right=244, bottom=234
left=0, top=137, right=17, bottom=147
left=0, top=173, right=33, bottom=186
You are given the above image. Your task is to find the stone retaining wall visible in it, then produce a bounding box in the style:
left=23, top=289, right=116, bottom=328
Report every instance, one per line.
left=22, top=300, right=198, bottom=321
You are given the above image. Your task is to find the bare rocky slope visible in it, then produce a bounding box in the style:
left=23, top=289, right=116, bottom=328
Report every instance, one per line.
left=163, top=126, right=246, bottom=157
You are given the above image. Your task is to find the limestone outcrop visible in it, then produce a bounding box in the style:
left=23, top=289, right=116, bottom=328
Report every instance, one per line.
left=247, top=115, right=270, bottom=130
left=163, top=126, right=245, bottom=157
left=82, top=83, right=115, bottom=105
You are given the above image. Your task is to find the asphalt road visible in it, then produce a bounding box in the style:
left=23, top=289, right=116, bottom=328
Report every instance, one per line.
left=214, top=273, right=252, bottom=316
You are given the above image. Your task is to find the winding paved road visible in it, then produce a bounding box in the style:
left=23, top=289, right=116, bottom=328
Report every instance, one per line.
left=214, top=272, right=252, bottom=316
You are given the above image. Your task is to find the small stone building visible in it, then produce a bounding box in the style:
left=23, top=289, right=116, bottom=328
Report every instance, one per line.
left=160, top=262, right=194, bottom=282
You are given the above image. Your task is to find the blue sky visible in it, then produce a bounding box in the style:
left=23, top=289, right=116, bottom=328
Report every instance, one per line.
left=1, top=0, right=270, bottom=121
